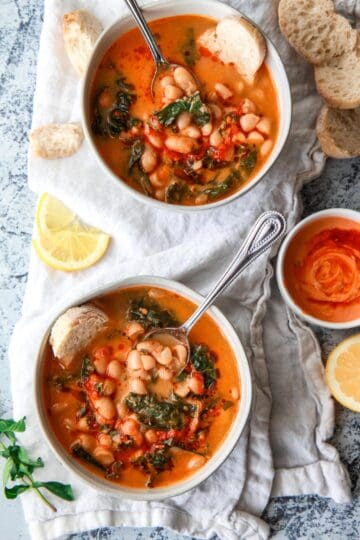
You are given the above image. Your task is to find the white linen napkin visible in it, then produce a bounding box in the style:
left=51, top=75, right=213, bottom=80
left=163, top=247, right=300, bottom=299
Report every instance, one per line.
left=9, top=0, right=356, bottom=538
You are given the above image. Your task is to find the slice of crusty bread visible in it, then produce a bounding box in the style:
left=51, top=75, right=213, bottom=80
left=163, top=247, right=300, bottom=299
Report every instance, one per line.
left=29, top=123, right=84, bottom=159
left=315, top=37, right=360, bottom=109
left=50, top=304, right=109, bottom=366
left=198, top=16, right=266, bottom=82
left=316, top=105, right=360, bottom=158
left=279, top=0, right=356, bottom=65
left=63, top=10, right=103, bottom=76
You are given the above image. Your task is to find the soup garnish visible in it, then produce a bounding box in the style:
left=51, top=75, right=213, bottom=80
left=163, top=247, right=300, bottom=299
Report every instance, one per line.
left=43, top=287, right=241, bottom=488
left=283, top=216, right=360, bottom=323
left=90, top=15, right=279, bottom=205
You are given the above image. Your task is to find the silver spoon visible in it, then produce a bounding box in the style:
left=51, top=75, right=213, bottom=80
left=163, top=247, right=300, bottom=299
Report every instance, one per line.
left=145, top=211, right=287, bottom=374
left=123, top=0, right=199, bottom=97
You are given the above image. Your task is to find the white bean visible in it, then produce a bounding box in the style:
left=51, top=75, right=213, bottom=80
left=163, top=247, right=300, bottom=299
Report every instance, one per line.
left=174, top=380, right=190, bottom=397
left=240, top=113, right=260, bottom=133
left=209, top=129, right=223, bottom=147
left=165, top=135, right=197, bottom=154
left=107, top=360, right=122, bottom=380
left=157, top=366, right=173, bottom=380
left=141, top=144, right=157, bottom=173
left=176, top=112, right=192, bottom=130
left=130, top=368, right=151, bottom=381
left=147, top=132, right=163, bottom=149
left=129, top=377, right=148, bottom=394
left=149, top=171, right=166, bottom=189
left=93, top=446, right=115, bottom=466
left=208, top=103, right=222, bottom=120
left=116, top=401, right=128, bottom=418
left=230, top=386, right=240, bottom=400
left=247, top=131, right=264, bottom=144
left=192, top=160, right=203, bottom=171
left=237, top=80, right=245, bottom=92
left=187, top=454, right=206, bottom=470
left=242, top=98, right=256, bottom=114
left=155, top=188, right=165, bottom=201
left=98, top=433, right=112, bottom=447
left=102, top=379, right=116, bottom=396
left=154, top=346, right=172, bottom=366
left=77, top=417, right=91, bottom=432
left=160, top=75, right=175, bottom=88
left=260, top=139, right=273, bottom=157
left=256, top=117, right=271, bottom=136
left=164, top=84, right=184, bottom=100
left=127, top=350, right=143, bottom=370
left=122, top=418, right=139, bottom=436
left=233, top=132, right=247, bottom=144
left=141, top=354, right=156, bottom=370
left=72, top=434, right=96, bottom=453
left=195, top=193, right=208, bottom=205
left=188, top=374, right=204, bottom=395
left=214, top=82, right=233, bottom=100
left=201, top=122, right=213, bottom=137
left=181, top=125, right=201, bottom=139
left=173, top=66, right=197, bottom=95
left=94, top=397, right=116, bottom=420
left=137, top=340, right=163, bottom=354
left=145, top=429, right=158, bottom=444
left=125, top=322, right=144, bottom=340
left=172, top=344, right=187, bottom=367
left=93, top=356, right=108, bottom=376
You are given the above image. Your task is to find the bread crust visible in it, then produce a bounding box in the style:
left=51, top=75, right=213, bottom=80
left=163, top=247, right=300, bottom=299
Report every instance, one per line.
left=63, top=10, right=103, bottom=76
left=316, top=105, right=360, bottom=158
left=29, top=123, right=84, bottom=159
left=50, top=304, right=109, bottom=365
left=315, top=37, right=360, bottom=109
left=278, top=0, right=356, bottom=65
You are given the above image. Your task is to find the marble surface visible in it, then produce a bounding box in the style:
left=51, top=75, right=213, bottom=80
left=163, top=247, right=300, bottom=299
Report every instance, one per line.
left=0, top=1, right=359, bottom=538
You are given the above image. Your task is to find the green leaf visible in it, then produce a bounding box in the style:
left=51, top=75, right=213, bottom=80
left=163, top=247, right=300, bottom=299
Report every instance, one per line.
left=241, top=149, right=257, bottom=173
left=165, top=181, right=188, bottom=204
left=71, top=444, right=106, bottom=471
left=222, top=400, right=234, bottom=410
left=4, top=484, right=30, bottom=499
left=34, top=481, right=75, bottom=501
left=128, top=138, right=144, bottom=170
left=156, top=92, right=210, bottom=127
left=2, top=458, right=13, bottom=486
left=190, top=344, right=217, bottom=388
left=0, top=418, right=26, bottom=434
left=128, top=295, right=177, bottom=330
left=125, top=393, right=195, bottom=430
left=180, top=28, right=199, bottom=67
left=80, top=355, right=94, bottom=381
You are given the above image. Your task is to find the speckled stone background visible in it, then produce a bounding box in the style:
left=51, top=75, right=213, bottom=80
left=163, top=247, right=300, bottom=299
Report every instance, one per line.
left=0, top=1, right=359, bottom=538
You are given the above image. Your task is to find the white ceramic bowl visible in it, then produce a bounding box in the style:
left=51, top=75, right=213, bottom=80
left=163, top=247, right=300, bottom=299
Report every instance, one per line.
left=34, top=276, right=252, bottom=500
left=276, top=208, right=360, bottom=330
left=82, top=0, right=292, bottom=212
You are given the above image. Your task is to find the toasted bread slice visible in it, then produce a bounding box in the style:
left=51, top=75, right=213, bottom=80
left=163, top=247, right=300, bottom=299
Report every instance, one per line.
left=198, top=16, right=266, bottom=82
left=63, top=10, right=103, bottom=76
left=29, top=123, right=83, bottom=159
left=316, top=105, right=360, bottom=158
left=279, top=0, right=356, bottom=65
left=315, top=37, right=360, bottom=109
left=50, top=304, right=109, bottom=366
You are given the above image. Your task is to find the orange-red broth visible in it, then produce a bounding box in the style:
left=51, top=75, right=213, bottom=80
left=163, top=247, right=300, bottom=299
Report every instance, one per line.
left=90, top=15, right=279, bottom=205
left=43, top=287, right=241, bottom=488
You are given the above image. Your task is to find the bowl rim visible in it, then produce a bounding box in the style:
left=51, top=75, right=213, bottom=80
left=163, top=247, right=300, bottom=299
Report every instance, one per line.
left=81, top=0, right=292, bottom=213
left=33, top=275, right=253, bottom=500
left=276, top=208, right=360, bottom=330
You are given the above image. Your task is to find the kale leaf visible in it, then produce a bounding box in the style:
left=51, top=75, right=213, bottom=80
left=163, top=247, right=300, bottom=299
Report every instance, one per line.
left=125, top=393, right=195, bottom=430
left=127, top=295, right=177, bottom=329
left=190, top=344, right=217, bottom=388
left=128, top=138, right=144, bottom=170
left=156, top=92, right=210, bottom=127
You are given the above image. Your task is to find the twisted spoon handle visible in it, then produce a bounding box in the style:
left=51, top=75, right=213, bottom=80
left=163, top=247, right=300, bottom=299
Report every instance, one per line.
left=123, top=0, right=168, bottom=65
left=182, top=211, right=287, bottom=333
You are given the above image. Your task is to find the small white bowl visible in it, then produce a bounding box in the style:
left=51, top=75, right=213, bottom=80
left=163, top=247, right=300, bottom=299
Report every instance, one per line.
left=82, top=0, right=292, bottom=212
left=276, top=208, right=360, bottom=330
left=34, top=276, right=252, bottom=500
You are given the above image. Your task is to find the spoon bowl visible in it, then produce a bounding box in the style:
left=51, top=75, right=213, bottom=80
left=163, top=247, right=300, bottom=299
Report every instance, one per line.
left=144, top=211, right=287, bottom=375
left=124, top=0, right=200, bottom=97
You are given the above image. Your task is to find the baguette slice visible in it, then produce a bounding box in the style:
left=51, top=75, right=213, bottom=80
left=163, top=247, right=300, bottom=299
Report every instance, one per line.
left=29, top=123, right=83, bottom=159
left=50, top=304, right=109, bottom=366
left=316, top=106, right=360, bottom=158
left=198, top=16, right=266, bottom=82
left=315, top=37, right=360, bottom=109
left=279, top=0, right=356, bottom=65
left=63, top=10, right=103, bottom=76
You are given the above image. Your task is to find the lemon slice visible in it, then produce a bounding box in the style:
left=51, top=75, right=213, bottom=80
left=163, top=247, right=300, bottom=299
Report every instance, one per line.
left=33, top=194, right=110, bottom=271
left=325, top=333, right=360, bottom=412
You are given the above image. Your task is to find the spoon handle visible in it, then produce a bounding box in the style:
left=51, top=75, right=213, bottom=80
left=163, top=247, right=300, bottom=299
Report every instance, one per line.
left=123, top=0, right=168, bottom=65
left=182, top=211, right=287, bottom=333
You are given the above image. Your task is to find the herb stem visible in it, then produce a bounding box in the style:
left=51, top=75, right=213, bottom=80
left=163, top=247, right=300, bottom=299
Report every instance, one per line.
left=23, top=475, right=57, bottom=513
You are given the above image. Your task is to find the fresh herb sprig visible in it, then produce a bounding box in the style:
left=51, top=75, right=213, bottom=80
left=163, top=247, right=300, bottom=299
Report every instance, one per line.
left=0, top=417, right=74, bottom=512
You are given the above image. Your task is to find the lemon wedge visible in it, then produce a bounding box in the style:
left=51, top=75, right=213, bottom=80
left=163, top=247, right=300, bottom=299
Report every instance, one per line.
left=325, top=333, right=360, bottom=412
left=33, top=193, right=110, bottom=271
